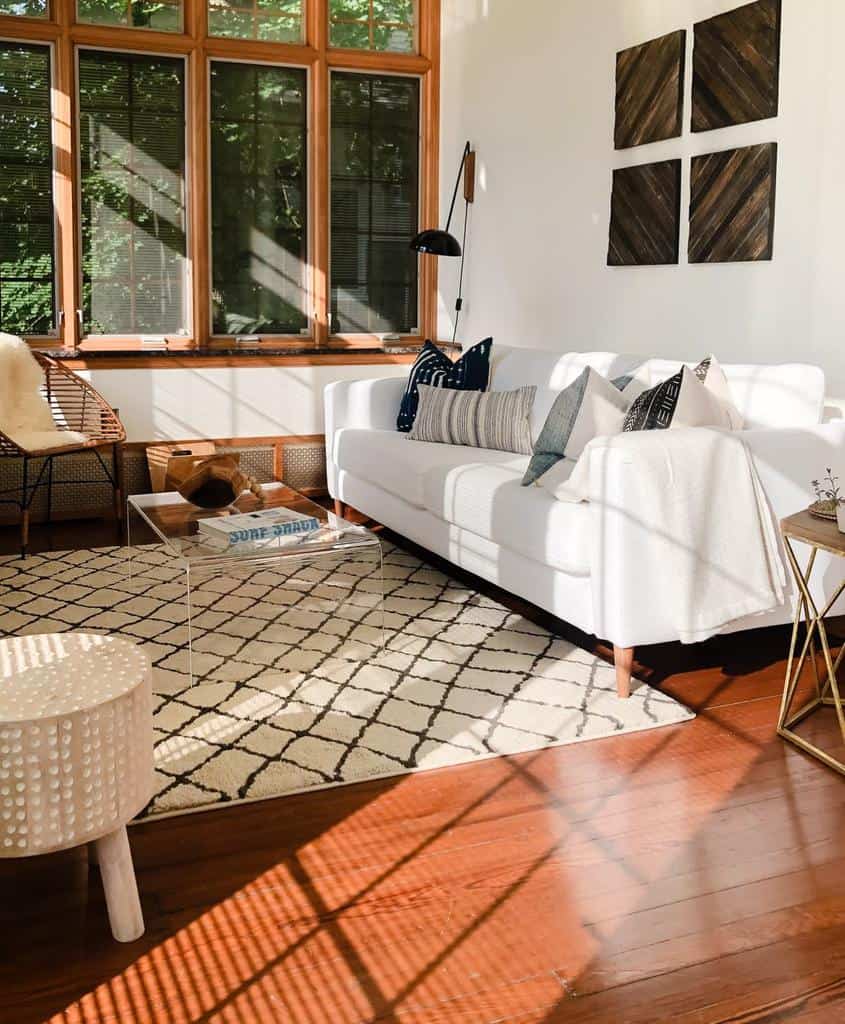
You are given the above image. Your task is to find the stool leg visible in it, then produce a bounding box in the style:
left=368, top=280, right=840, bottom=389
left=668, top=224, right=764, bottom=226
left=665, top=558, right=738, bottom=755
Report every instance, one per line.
left=95, top=825, right=144, bottom=942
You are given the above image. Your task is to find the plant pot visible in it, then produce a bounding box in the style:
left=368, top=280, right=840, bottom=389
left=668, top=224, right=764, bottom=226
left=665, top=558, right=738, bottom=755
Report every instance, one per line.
left=838, top=501, right=845, bottom=534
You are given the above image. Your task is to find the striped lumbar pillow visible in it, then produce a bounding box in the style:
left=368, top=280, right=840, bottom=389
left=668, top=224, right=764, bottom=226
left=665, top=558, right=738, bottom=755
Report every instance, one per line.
left=408, top=384, right=536, bottom=454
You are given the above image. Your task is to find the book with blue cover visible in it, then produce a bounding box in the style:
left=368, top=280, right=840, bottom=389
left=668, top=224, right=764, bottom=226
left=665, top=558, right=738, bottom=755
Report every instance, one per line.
left=197, top=506, right=321, bottom=546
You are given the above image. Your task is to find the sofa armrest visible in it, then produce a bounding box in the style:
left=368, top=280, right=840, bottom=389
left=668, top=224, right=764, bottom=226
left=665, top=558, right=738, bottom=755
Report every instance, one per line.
left=324, top=377, right=406, bottom=496
left=586, top=422, right=845, bottom=648
left=324, top=377, right=406, bottom=435
left=738, top=422, right=845, bottom=516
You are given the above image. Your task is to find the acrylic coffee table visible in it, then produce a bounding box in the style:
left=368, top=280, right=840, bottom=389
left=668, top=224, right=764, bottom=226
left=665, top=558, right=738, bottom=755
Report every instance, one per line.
left=127, top=483, right=384, bottom=685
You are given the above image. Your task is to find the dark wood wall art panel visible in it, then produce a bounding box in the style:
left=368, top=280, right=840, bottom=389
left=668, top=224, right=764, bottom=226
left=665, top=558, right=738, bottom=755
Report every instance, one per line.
left=608, top=160, right=682, bottom=266
left=689, top=142, right=777, bottom=263
left=615, top=30, right=686, bottom=149
left=692, top=0, right=781, bottom=132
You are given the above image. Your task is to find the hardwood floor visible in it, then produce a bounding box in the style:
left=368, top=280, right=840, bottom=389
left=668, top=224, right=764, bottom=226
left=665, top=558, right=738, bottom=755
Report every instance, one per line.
left=2, top=517, right=845, bottom=1024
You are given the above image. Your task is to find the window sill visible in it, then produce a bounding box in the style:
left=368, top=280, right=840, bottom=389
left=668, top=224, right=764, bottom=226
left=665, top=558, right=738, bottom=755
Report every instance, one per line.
left=41, top=343, right=459, bottom=370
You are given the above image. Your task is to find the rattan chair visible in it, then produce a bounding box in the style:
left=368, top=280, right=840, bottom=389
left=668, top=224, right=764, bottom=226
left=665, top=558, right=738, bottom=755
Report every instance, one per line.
left=0, top=353, right=126, bottom=555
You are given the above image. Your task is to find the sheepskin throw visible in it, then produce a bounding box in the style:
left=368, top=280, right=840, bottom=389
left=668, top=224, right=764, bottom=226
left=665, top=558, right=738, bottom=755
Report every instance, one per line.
left=0, top=333, right=87, bottom=451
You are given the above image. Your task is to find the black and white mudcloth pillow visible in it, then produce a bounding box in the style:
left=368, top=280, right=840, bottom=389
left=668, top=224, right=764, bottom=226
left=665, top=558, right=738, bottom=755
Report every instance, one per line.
left=623, top=361, right=736, bottom=432
left=521, top=366, right=642, bottom=486
left=396, top=337, right=493, bottom=432
left=408, top=384, right=537, bottom=455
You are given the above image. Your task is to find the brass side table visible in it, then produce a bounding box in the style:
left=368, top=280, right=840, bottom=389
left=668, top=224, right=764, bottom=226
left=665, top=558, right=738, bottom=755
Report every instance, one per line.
left=778, top=510, right=845, bottom=774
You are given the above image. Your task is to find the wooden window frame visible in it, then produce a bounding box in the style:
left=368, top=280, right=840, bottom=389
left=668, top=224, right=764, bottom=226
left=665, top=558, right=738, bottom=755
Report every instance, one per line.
left=0, top=35, right=60, bottom=342
left=207, top=53, right=312, bottom=344
left=328, top=0, right=418, bottom=56
left=328, top=65, right=422, bottom=341
left=75, top=44, right=191, bottom=340
left=0, top=0, right=440, bottom=357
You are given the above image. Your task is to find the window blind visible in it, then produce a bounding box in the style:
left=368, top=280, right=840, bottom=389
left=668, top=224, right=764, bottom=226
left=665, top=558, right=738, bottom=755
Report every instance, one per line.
left=210, top=61, right=308, bottom=336
left=0, top=43, right=55, bottom=335
left=79, top=51, right=187, bottom=336
left=330, top=71, right=419, bottom=335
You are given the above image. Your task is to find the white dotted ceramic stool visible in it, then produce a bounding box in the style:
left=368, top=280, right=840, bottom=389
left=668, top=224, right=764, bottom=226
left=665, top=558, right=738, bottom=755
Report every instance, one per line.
left=0, top=633, right=153, bottom=942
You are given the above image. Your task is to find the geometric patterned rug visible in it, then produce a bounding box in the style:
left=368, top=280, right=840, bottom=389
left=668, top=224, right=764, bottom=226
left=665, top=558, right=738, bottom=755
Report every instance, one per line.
left=0, top=542, right=693, bottom=820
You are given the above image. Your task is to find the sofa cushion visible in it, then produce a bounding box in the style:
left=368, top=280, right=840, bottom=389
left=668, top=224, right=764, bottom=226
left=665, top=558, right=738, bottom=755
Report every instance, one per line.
left=333, top=428, right=525, bottom=508
left=422, top=459, right=592, bottom=576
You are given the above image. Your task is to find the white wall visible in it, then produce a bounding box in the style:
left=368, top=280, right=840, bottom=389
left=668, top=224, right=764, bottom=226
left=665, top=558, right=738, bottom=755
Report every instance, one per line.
left=83, top=364, right=408, bottom=442
left=438, top=0, right=845, bottom=399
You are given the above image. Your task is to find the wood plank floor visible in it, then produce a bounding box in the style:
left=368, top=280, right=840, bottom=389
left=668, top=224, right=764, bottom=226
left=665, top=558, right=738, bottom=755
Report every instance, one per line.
left=1, top=517, right=845, bottom=1024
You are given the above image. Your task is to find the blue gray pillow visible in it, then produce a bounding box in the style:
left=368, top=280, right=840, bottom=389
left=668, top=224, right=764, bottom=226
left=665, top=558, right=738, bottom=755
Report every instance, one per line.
left=396, top=337, right=492, bottom=432
left=522, top=367, right=634, bottom=486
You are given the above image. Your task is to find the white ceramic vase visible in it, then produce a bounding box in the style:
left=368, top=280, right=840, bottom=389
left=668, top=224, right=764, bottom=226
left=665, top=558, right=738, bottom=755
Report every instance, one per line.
left=837, top=501, right=845, bottom=534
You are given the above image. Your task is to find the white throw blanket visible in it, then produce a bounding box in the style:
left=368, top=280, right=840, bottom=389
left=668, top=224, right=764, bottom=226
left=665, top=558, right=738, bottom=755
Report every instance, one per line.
left=0, top=333, right=87, bottom=450
left=539, top=428, right=787, bottom=644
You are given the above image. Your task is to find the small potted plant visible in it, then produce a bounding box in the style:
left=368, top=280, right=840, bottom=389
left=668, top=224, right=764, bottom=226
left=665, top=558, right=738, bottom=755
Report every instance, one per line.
left=811, top=469, right=845, bottom=531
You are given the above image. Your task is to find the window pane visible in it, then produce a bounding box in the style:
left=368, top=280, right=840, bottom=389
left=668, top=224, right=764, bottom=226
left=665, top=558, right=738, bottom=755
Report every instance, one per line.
left=79, top=51, right=187, bottom=336
left=330, top=72, right=419, bottom=335
left=329, top=0, right=415, bottom=53
left=0, top=0, right=48, bottom=16
left=77, top=0, right=183, bottom=32
left=0, top=43, right=55, bottom=335
left=208, top=0, right=303, bottom=42
left=210, top=62, right=307, bottom=336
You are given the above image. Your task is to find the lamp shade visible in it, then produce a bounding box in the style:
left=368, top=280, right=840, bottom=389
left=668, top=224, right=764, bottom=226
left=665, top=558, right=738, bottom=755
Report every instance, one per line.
left=409, top=229, right=462, bottom=257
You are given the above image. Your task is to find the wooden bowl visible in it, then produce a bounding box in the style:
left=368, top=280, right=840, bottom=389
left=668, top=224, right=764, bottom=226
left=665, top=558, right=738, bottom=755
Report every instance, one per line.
left=166, top=453, right=263, bottom=509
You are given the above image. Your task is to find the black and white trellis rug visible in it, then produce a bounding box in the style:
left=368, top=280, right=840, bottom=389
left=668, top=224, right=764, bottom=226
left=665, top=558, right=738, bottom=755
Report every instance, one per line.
left=0, top=542, right=693, bottom=819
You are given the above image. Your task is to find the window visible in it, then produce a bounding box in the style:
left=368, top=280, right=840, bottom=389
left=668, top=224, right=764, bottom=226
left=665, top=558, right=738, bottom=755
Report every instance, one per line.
left=0, top=43, right=55, bottom=336
left=0, top=0, right=437, bottom=351
left=78, top=51, right=187, bottom=336
left=208, top=0, right=303, bottom=42
left=210, top=61, right=307, bottom=335
left=330, top=72, right=419, bottom=335
left=77, top=0, right=183, bottom=32
left=329, top=0, right=415, bottom=52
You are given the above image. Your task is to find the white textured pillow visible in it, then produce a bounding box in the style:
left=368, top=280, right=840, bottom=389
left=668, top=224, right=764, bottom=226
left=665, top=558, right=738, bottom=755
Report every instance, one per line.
left=696, top=355, right=744, bottom=430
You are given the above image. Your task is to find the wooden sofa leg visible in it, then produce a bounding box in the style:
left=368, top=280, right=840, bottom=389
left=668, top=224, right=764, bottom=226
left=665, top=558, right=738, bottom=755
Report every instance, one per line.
left=333, top=499, right=346, bottom=519
left=614, top=645, right=634, bottom=699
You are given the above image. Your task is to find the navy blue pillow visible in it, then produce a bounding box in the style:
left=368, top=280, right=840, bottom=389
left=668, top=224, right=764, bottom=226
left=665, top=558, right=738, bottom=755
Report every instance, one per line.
left=396, top=337, right=493, bottom=432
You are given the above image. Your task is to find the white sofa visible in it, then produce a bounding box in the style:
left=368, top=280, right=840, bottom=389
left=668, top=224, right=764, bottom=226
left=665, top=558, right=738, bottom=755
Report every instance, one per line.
left=325, top=345, right=845, bottom=696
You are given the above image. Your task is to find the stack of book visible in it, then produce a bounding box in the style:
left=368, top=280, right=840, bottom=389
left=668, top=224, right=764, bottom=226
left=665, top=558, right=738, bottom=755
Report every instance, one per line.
left=198, top=507, right=322, bottom=548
